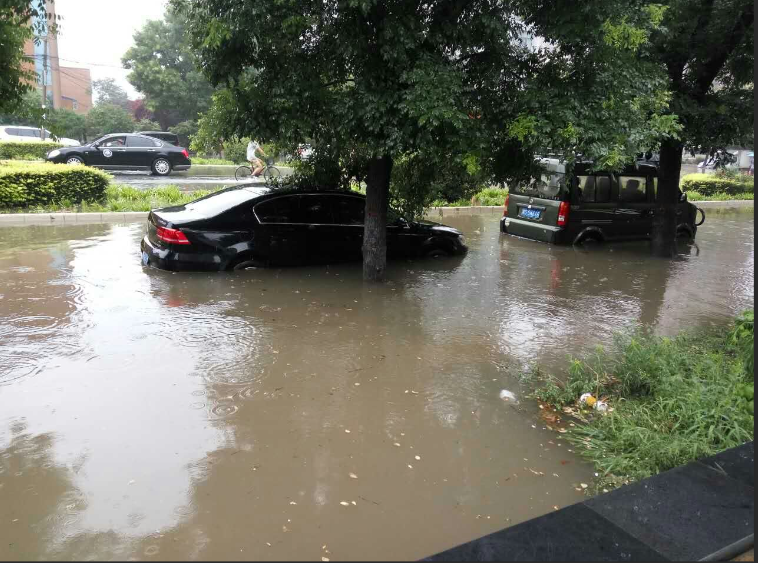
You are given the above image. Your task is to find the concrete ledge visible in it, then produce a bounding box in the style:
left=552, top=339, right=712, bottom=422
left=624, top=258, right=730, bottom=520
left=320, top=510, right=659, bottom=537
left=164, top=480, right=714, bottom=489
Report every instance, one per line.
left=423, top=200, right=753, bottom=219
left=422, top=442, right=754, bottom=561
left=0, top=199, right=751, bottom=227
left=696, top=200, right=754, bottom=211
left=0, top=211, right=148, bottom=226
left=172, top=165, right=295, bottom=177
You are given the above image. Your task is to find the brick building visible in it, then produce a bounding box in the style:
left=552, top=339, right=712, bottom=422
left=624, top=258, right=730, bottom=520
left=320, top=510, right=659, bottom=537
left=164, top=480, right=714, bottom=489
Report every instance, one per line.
left=23, top=1, right=92, bottom=115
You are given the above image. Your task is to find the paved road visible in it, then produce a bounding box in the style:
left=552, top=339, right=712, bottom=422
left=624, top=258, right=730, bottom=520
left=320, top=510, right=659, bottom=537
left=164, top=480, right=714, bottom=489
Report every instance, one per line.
left=110, top=171, right=266, bottom=191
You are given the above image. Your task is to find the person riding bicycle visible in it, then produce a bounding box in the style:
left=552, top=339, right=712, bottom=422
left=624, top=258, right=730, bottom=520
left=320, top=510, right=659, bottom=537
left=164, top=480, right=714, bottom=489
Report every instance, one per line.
left=247, top=139, right=267, bottom=177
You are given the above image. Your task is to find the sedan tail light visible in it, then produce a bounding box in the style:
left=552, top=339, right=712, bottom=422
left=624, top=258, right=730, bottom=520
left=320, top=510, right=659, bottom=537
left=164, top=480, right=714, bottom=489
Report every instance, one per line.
left=503, top=194, right=509, bottom=217
left=557, top=201, right=570, bottom=227
left=156, top=226, right=191, bottom=245
left=181, top=148, right=190, bottom=159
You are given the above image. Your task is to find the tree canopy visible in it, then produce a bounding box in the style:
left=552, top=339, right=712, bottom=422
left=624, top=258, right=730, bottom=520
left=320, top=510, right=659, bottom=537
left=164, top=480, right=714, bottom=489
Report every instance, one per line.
left=0, top=0, right=52, bottom=115
left=122, top=9, right=214, bottom=130
left=86, top=103, right=135, bottom=139
left=176, top=0, right=740, bottom=276
left=92, top=78, right=129, bottom=110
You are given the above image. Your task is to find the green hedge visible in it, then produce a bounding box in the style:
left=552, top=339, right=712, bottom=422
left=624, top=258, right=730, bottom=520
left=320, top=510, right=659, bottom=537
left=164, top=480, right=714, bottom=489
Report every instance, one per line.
left=681, top=173, right=754, bottom=197
left=0, top=161, right=111, bottom=208
left=0, top=141, right=62, bottom=160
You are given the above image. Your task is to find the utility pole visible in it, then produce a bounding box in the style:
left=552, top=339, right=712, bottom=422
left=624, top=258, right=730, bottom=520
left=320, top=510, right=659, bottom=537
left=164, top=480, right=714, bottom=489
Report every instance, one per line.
left=41, top=36, right=48, bottom=140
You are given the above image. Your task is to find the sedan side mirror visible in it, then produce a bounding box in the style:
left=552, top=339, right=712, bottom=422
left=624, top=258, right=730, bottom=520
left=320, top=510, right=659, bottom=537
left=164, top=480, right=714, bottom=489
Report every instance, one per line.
left=680, top=192, right=688, bottom=203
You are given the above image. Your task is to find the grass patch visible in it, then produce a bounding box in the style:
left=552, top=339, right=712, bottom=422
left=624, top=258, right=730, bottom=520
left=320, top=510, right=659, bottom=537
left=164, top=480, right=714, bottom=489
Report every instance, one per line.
left=529, top=311, right=754, bottom=492
left=191, top=157, right=236, bottom=166
left=686, top=190, right=754, bottom=201
left=1, top=184, right=216, bottom=213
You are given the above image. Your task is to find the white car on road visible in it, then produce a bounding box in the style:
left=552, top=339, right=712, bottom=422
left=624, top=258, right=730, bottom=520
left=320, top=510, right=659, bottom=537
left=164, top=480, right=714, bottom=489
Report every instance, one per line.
left=0, top=125, right=80, bottom=147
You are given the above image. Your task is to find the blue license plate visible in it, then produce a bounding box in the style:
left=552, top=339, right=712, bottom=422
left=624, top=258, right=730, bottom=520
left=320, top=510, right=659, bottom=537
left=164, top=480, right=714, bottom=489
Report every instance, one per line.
left=141, top=251, right=149, bottom=266
left=520, top=208, right=542, bottom=220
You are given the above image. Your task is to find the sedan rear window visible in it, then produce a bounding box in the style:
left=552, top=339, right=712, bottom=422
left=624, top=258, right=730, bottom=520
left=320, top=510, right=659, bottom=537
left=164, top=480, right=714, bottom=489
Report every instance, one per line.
left=185, top=187, right=269, bottom=217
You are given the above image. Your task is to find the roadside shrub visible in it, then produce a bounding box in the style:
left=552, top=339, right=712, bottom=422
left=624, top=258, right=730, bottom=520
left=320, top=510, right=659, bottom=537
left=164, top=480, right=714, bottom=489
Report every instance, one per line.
left=222, top=138, right=249, bottom=164
left=471, top=186, right=508, bottom=206
left=0, top=141, right=62, bottom=160
left=681, top=173, right=753, bottom=197
left=191, top=157, right=235, bottom=165
left=0, top=162, right=111, bottom=208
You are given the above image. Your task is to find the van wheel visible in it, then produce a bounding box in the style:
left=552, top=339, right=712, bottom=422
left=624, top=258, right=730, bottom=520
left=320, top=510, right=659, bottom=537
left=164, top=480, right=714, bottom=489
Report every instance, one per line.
left=152, top=158, right=172, bottom=176
left=230, top=257, right=266, bottom=271
left=575, top=232, right=603, bottom=246
left=676, top=227, right=693, bottom=240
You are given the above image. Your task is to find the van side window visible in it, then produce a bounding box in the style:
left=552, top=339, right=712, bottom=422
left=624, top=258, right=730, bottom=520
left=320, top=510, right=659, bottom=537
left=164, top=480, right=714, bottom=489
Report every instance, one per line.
left=577, top=176, right=595, bottom=202
left=577, top=175, right=611, bottom=203
left=596, top=176, right=611, bottom=202
left=619, top=176, right=647, bottom=203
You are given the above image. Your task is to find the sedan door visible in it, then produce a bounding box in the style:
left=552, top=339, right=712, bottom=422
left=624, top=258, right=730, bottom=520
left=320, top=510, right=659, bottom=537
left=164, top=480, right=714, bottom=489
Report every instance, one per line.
left=330, top=195, right=365, bottom=262
left=93, top=135, right=128, bottom=168
left=298, top=194, right=342, bottom=263
left=125, top=135, right=158, bottom=168
left=252, top=195, right=309, bottom=265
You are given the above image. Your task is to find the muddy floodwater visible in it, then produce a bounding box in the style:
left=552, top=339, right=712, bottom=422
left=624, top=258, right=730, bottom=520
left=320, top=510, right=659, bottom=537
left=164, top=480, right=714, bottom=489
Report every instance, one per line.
left=0, top=213, right=753, bottom=561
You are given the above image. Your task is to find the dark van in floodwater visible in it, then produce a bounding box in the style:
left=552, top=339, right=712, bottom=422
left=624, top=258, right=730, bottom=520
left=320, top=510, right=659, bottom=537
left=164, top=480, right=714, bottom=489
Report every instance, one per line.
left=500, top=158, right=704, bottom=245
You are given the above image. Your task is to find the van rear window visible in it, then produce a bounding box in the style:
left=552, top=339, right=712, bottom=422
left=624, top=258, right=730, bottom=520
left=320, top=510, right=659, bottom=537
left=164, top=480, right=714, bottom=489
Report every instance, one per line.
left=511, top=172, right=567, bottom=200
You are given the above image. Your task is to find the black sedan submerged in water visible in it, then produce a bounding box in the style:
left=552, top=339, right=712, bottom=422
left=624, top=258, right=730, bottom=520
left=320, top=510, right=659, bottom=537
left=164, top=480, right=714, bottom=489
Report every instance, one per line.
left=140, top=187, right=468, bottom=271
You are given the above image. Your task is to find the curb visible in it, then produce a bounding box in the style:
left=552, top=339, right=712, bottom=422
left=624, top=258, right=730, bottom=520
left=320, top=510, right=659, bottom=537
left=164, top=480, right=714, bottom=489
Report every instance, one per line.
left=423, top=200, right=753, bottom=218
left=0, top=200, right=751, bottom=227
left=0, top=211, right=147, bottom=226
left=423, top=442, right=754, bottom=561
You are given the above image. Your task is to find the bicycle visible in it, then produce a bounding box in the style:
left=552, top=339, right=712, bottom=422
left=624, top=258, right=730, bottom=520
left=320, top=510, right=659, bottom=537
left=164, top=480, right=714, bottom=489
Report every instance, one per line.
left=235, top=158, right=282, bottom=183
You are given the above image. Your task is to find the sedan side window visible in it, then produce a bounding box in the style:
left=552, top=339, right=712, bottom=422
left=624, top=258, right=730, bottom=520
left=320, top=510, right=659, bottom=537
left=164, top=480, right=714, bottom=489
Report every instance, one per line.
left=127, top=135, right=157, bottom=147
left=255, top=196, right=301, bottom=223
left=300, top=196, right=334, bottom=224
left=101, top=136, right=126, bottom=147
left=333, top=197, right=364, bottom=225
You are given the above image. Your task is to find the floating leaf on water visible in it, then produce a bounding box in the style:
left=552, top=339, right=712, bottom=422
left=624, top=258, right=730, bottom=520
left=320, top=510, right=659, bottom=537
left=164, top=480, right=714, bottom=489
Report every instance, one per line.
left=351, top=501, right=356, bottom=505
left=407, top=464, right=413, bottom=469
left=344, top=429, right=351, bottom=433
left=415, top=455, right=421, bottom=460
left=393, top=443, right=401, bottom=447
left=340, top=501, right=349, bottom=506
left=349, top=473, right=358, bottom=479
left=289, top=501, right=297, bottom=505
left=354, top=382, right=360, bottom=386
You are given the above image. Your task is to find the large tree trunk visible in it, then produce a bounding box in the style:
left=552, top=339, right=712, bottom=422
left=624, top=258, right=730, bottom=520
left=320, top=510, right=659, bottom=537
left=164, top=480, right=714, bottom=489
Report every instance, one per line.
left=363, top=155, right=393, bottom=281
left=651, top=138, right=684, bottom=257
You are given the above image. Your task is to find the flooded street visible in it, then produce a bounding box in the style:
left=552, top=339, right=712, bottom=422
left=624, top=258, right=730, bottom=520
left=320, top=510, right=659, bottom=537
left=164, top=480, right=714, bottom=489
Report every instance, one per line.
left=0, top=213, right=753, bottom=561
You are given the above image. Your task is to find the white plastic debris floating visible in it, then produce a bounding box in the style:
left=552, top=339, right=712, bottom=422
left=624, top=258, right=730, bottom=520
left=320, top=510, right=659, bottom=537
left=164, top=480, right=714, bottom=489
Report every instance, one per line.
left=499, top=389, right=518, bottom=403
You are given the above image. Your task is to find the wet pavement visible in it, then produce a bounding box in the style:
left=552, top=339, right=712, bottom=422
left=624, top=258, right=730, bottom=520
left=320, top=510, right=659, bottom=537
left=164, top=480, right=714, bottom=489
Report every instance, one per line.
left=109, top=171, right=251, bottom=191
left=0, top=213, right=753, bottom=560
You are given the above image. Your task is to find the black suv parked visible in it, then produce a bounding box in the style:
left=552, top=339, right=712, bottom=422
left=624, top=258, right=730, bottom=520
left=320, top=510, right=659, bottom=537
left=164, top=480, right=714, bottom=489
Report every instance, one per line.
left=500, top=158, right=704, bottom=244
left=46, top=133, right=191, bottom=176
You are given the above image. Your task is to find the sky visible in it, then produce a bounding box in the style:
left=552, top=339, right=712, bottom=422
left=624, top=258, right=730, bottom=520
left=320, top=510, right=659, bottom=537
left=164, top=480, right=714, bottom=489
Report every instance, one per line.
left=53, top=0, right=168, bottom=101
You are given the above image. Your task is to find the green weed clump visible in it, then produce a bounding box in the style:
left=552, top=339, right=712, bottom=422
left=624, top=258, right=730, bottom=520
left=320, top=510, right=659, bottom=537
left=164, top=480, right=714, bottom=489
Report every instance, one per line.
left=531, top=312, right=755, bottom=490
